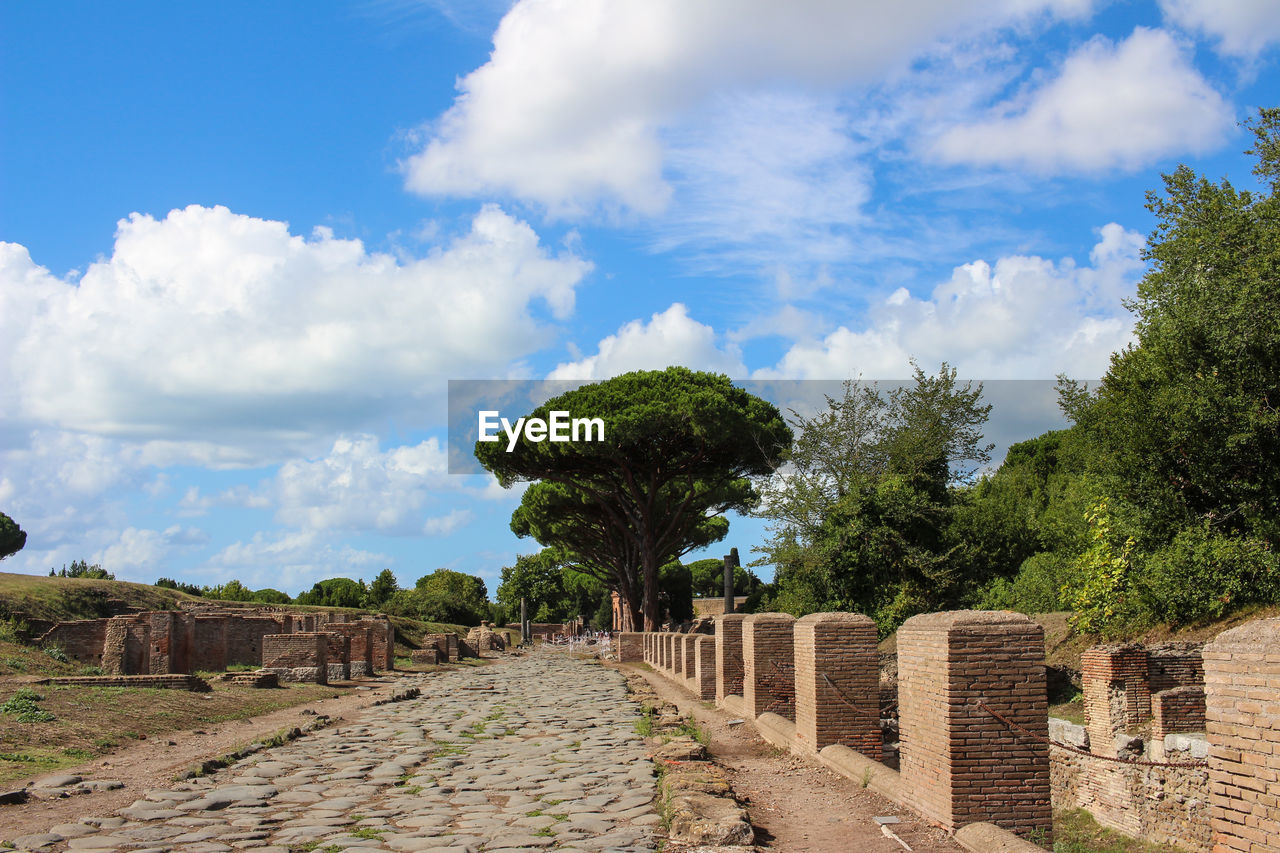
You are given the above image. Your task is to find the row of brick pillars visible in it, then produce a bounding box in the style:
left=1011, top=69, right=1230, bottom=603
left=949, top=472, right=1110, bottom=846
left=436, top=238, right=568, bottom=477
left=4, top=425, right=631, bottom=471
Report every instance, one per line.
left=624, top=609, right=1051, bottom=842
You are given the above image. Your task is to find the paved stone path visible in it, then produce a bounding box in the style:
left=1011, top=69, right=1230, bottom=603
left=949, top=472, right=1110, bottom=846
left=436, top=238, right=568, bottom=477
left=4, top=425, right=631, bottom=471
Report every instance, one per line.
left=12, top=651, right=659, bottom=853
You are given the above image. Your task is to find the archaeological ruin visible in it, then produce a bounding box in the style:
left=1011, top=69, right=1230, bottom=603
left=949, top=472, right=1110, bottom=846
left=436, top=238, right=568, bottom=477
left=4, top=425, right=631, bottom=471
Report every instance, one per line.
left=623, top=612, right=1280, bottom=852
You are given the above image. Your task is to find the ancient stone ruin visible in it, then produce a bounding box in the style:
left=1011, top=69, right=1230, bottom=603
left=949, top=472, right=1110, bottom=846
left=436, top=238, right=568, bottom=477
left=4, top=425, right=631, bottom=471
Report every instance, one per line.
left=623, top=613, right=1280, bottom=852
left=37, top=605, right=396, bottom=684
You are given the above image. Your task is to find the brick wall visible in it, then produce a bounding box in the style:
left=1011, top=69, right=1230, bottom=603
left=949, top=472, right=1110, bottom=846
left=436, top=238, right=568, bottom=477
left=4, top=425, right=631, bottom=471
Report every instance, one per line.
left=617, top=632, right=643, bottom=662
left=1203, top=617, right=1280, bottom=852
left=683, top=634, right=697, bottom=682
left=742, top=613, right=796, bottom=721
left=261, top=633, right=328, bottom=683
left=102, top=615, right=149, bottom=675
left=424, top=632, right=458, bottom=663
left=1149, top=643, right=1205, bottom=694
left=323, top=632, right=351, bottom=682
left=1082, top=644, right=1151, bottom=756
left=793, top=612, right=880, bottom=758
left=146, top=611, right=193, bottom=675
left=361, top=617, right=394, bottom=670
left=897, top=610, right=1051, bottom=841
left=716, top=613, right=747, bottom=702
left=38, top=619, right=109, bottom=666
left=1153, top=686, right=1206, bottom=741
left=694, top=635, right=716, bottom=701
left=327, top=623, right=374, bottom=677
left=192, top=616, right=228, bottom=673
left=227, top=616, right=286, bottom=667
left=410, top=647, right=439, bottom=664
left=45, top=674, right=211, bottom=691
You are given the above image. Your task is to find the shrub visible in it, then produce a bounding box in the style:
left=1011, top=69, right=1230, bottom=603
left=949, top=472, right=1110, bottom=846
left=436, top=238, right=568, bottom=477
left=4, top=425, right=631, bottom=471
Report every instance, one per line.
left=1, top=687, right=56, bottom=722
left=1134, top=526, right=1280, bottom=627
left=44, top=645, right=68, bottom=663
left=977, top=551, right=1075, bottom=614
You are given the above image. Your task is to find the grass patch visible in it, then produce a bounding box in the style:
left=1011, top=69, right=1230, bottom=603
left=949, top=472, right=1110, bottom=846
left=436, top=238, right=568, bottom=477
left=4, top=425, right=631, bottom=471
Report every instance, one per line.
left=1052, top=809, right=1184, bottom=852
left=634, top=705, right=656, bottom=738
left=350, top=828, right=384, bottom=840
left=1050, top=696, right=1086, bottom=726
left=1, top=687, right=56, bottom=722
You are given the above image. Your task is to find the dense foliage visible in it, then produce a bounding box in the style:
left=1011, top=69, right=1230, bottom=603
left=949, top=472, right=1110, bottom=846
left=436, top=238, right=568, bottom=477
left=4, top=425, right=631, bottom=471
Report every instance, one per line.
left=0, top=512, right=25, bottom=561
left=478, top=367, right=791, bottom=630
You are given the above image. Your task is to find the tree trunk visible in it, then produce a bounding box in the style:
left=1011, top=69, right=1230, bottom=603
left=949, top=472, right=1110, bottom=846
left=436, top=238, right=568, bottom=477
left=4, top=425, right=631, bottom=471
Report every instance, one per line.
left=641, top=543, right=660, bottom=631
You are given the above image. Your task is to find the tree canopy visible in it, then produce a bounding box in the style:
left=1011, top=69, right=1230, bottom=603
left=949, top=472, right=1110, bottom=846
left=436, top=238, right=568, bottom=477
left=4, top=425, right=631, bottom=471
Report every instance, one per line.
left=0, top=512, right=25, bottom=562
left=477, top=368, right=791, bottom=630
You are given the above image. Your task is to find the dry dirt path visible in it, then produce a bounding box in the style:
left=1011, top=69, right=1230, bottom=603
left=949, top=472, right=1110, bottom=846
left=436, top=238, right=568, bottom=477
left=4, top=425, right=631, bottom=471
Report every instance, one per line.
left=622, top=662, right=964, bottom=853
left=2, top=651, right=660, bottom=853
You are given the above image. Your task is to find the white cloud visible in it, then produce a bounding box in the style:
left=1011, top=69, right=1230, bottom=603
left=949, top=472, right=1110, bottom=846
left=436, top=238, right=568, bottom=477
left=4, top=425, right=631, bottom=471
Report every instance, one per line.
left=758, top=223, right=1144, bottom=379
left=272, top=435, right=452, bottom=535
left=1, top=204, right=591, bottom=466
left=404, top=0, right=1095, bottom=214
left=933, top=27, right=1233, bottom=172
left=423, top=508, right=473, bottom=536
left=1160, top=0, right=1280, bottom=58
left=93, top=525, right=209, bottom=581
left=201, top=529, right=389, bottom=593
left=549, top=303, right=745, bottom=379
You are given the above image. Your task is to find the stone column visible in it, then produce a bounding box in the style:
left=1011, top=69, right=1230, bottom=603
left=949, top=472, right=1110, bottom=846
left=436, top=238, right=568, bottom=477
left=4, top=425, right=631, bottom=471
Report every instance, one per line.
left=716, top=613, right=747, bottom=702
left=897, top=610, right=1051, bottom=842
left=1204, top=617, right=1280, bottom=852
left=742, top=613, right=796, bottom=720
left=793, top=612, right=881, bottom=758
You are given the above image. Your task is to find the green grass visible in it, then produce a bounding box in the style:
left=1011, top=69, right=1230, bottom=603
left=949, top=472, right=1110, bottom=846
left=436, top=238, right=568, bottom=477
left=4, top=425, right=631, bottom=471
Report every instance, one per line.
left=1052, top=809, right=1185, bottom=853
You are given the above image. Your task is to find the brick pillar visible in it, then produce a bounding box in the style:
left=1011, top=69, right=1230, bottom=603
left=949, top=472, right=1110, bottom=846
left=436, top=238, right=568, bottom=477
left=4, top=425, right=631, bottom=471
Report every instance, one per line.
left=793, top=612, right=881, bottom=758
left=683, top=633, right=697, bottom=681
left=617, top=632, right=643, bottom=662
left=1152, top=686, right=1206, bottom=740
left=694, top=635, right=716, bottom=701
left=897, top=610, right=1050, bottom=841
left=1082, top=644, right=1151, bottom=756
left=743, top=613, right=796, bottom=720
left=716, top=613, right=747, bottom=701
left=1204, top=618, right=1280, bottom=853
left=673, top=634, right=685, bottom=677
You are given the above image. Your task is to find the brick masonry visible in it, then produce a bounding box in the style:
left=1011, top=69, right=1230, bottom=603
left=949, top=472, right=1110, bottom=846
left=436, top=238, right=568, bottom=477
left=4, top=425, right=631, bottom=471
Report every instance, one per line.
left=793, top=612, right=881, bottom=758
left=1203, top=617, right=1280, bottom=853
left=742, top=613, right=796, bottom=721
left=1153, top=686, right=1206, bottom=741
left=617, top=632, right=643, bottom=663
left=1083, top=644, right=1153, bottom=756
left=424, top=633, right=459, bottom=663
left=261, top=633, right=328, bottom=684
left=897, top=610, right=1051, bottom=842
left=693, top=635, right=716, bottom=701
left=715, top=613, right=747, bottom=702
left=328, top=623, right=375, bottom=677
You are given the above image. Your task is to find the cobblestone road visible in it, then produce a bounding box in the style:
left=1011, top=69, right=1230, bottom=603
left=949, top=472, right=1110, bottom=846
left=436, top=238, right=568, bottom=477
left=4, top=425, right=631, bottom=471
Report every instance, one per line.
left=12, top=651, right=659, bottom=853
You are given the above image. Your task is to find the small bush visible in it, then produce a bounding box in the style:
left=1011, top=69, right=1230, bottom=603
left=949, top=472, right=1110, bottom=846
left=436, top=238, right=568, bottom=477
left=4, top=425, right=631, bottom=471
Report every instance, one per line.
left=44, top=645, right=68, bottom=663
left=0, top=687, right=56, bottom=722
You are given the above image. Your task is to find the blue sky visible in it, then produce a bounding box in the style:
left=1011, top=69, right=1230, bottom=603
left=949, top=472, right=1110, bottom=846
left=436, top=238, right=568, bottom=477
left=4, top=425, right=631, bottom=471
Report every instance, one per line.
left=2, top=0, right=1278, bottom=597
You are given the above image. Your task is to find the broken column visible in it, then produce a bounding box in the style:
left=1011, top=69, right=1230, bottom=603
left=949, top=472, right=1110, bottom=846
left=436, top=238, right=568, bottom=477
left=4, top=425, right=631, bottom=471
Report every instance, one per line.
left=897, top=610, right=1051, bottom=842
left=793, top=612, right=881, bottom=758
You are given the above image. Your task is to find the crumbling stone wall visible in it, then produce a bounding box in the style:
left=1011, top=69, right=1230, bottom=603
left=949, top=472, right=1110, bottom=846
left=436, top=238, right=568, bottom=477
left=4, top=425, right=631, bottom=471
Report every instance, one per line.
left=328, top=623, right=375, bottom=676
left=323, top=631, right=351, bottom=682
left=101, top=615, right=150, bottom=675
left=361, top=617, right=394, bottom=670
left=37, top=618, right=110, bottom=666
left=261, top=633, right=328, bottom=683
left=192, top=615, right=228, bottom=673
left=227, top=616, right=286, bottom=667
left=423, top=632, right=458, bottom=662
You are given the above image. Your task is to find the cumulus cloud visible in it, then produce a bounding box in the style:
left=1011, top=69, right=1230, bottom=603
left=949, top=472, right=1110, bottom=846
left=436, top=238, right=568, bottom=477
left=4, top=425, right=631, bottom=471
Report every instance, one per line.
left=404, top=0, right=1094, bottom=214
left=1, top=204, right=591, bottom=466
left=758, top=223, right=1144, bottom=379
left=549, top=303, right=745, bottom=379
left=93, top=525, right=209, bottom=581
left=201, top=529, right=390, bottom=593
left=932, top=28, right=1232, bottom=172
left=1160, top=0, right=1280, bottom=58
left=271, top=434, right=455, bottom=535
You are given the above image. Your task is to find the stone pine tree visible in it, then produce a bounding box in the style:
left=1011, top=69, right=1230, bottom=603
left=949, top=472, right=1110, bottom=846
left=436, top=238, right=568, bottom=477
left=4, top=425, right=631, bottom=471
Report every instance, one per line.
left=476, top=368, right=791, bottom=631
left=0, top=512, right=24, bottom=561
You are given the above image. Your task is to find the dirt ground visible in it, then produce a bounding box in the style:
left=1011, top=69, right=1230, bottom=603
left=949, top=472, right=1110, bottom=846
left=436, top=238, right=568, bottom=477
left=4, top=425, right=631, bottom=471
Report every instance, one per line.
left=622, top=662, right=964, bottom=853
left=0, top=675, right=417, bottom=841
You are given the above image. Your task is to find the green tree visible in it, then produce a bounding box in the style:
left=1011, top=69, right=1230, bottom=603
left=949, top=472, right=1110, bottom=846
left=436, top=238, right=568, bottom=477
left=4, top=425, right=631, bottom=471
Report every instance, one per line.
left=365, top=569, right=399, bottom=609
left=155, top=577, right=204, bottom=596
left=57, top=560, right=113, bottom=580
left=295, top=577, right=367, bottom=608
left=0, top=512, right=25, bottom=561
left=687, top=557, right=758, bottom=598
left=758, top=365, right=993, bottom=633
left=251, top=587, right=291, bottom=604
left=406, top=568, right=489, bottom=625
left=203, top=579, right=256, bottom=602
left=1083, top=108, right=1280, bottom=545
left=477, top=368, right=791, bottom=630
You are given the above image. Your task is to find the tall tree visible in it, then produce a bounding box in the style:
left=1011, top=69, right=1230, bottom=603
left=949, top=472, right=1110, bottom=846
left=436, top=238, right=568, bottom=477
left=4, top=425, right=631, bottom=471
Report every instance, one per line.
left=477, top=368, right=791, bottom=630
left=0, top=512, right=25, bottom=561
